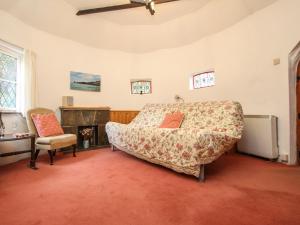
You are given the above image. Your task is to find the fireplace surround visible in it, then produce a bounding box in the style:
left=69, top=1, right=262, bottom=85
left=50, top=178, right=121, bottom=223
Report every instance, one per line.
left=60, top=106, right=110, bottom=149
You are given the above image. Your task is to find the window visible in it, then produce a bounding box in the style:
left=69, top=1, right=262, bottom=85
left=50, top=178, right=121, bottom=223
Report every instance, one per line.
left=192, top=71, right=215, bottom=89
left=0, top=41, right=22, bottom=111
left=131, top=80, right=152, bottom=94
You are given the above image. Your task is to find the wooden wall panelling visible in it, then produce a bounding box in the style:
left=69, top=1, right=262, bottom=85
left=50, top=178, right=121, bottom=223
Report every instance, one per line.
left=297, top=62, right=300, bottom=151
left=110, top=111, right=140, bottom=124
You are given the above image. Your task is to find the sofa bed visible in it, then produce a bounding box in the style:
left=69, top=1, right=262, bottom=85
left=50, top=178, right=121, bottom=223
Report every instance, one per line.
left=105, top=101, right=244, bottom=181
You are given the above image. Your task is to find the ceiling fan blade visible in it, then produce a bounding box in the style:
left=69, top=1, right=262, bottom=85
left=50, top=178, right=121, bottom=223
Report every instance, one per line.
left=76, top=3, right=144, bottom=16
left=154, top=0, right=180, bottom=4
left=76, top=0, right=180, bottom=16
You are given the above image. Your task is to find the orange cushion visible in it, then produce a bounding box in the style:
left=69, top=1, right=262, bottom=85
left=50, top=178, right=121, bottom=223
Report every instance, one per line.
left=159, top=112, right=185, bottom=128
left=31, top=113, right=64, bottom=137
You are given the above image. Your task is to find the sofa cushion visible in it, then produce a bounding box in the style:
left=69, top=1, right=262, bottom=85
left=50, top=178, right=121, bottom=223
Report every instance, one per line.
left=159, top=112, right=184, bottom=128
left=31, top=113, right=64, bottom=137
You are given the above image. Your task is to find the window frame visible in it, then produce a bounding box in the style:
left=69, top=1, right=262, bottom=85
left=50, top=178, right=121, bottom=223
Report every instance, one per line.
left=0, top=41, right=23, bottom=112
left=192, top=70, right=215, bottom=89
left=130, top=79, right=152, bottom=95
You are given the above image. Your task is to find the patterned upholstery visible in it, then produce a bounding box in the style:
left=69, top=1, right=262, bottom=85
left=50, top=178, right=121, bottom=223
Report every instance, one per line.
left=31, top=113, right=64, bottom=137
left=106, top=101, right=244, bottom=178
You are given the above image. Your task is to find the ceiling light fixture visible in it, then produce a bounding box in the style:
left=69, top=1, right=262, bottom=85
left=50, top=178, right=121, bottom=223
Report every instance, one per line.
left=131, top=0, right=156, bottom=15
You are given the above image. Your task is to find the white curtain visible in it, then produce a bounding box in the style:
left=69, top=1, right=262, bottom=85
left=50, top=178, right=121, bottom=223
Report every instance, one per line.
left=19, top=49, right=37, bottom=117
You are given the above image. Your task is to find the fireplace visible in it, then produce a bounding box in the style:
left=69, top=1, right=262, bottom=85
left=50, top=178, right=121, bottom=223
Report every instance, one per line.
left=60, top=106, right=110, bottom=149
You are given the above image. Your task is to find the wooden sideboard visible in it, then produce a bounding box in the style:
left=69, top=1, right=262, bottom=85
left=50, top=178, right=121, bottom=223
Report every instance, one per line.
left=60, top=106, right=110, bottom=149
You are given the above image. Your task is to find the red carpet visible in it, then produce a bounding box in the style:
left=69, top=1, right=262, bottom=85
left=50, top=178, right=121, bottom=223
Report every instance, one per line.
left=0, top=149, right=300, bottom=225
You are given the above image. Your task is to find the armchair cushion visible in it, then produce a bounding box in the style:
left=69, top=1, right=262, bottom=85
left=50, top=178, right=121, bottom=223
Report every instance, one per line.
left=31, top=113, right=64, bottom=137
left=36, top=134, right=77, bottom=150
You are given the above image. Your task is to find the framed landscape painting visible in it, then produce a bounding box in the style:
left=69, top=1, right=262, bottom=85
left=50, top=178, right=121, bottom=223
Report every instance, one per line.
left=70, top=71, right=101, bottom=92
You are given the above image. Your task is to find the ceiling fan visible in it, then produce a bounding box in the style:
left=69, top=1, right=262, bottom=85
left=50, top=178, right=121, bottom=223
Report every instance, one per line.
left=76, top=0, right=180, bottom=16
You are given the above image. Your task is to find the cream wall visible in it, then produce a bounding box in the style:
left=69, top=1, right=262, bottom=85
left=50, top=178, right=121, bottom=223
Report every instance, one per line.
left=135, top=0, right=300, bottom=159
left=0, top=10, right=135, bottom=164
left=0, top=0, right=299, bottom=165
left=0, top=10, right=136, bottom=112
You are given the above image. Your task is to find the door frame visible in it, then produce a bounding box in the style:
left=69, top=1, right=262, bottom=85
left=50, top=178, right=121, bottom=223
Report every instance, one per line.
left=288, top=41, right=300, bottom=165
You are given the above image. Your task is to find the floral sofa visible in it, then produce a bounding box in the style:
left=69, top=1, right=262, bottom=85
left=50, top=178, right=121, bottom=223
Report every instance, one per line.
left=105, top=101, right=244, bottom=180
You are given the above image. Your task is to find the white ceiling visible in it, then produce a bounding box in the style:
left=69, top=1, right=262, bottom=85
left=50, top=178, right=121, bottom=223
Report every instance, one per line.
left=0, top=0, right=277, bottom=53
left=64, top=0, right=213, bottom=26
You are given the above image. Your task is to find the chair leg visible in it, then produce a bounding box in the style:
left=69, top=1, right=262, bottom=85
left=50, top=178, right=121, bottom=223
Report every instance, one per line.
left=29, top=137, right=37, bottom=169
left=198, top=164, right=205, bottom=182
left=53, top=149, right=57, bottom=156
left=34, top=149, right=40, bottom=160
left=111, top=144, right=116, bottom=151
left=48, top=150, right=54, bottom=165
left=72, top=144, right=76, bottom=157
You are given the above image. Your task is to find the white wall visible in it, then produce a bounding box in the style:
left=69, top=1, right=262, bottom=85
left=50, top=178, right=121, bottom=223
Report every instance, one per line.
left=0, top=9, right=136, bottom=112
left=0, top=0, right=299, bottom=164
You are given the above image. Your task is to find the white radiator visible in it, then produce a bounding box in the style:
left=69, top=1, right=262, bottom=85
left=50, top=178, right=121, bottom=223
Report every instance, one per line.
left=237, top=115, right=279, bottom=159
